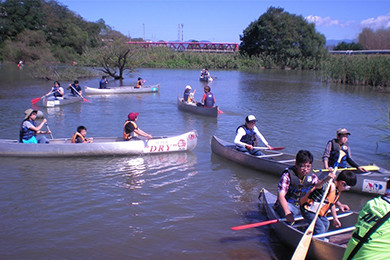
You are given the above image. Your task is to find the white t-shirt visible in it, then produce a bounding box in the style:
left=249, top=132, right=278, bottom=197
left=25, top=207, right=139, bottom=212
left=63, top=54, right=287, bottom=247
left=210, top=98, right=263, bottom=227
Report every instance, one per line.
left=234, top=125, right=268, bottom=147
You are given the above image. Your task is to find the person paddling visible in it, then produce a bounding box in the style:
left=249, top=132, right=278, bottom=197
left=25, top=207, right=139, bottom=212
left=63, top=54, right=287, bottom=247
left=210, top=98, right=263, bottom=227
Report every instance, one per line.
left=300, top=170, right=356, bottom=235
left=46, top=81, right=64, bottom=99
left=19, top=109, right=51, bottom=144
left=123, top=112, right=152, bottom=141
left=234, top=115, right=273, bottom=156
left=71, top=126, right=93, bottom=143
left=323, top=128, right=367, bottom=173
left=183, top=85, right=195, bottom=103
left=67, top=80, right=82, bottom=96
left=201, top=86, right=215, bottom=108
left=136, top=77, right=145, bottom=88
left=99, top=76, right=108, bottom=89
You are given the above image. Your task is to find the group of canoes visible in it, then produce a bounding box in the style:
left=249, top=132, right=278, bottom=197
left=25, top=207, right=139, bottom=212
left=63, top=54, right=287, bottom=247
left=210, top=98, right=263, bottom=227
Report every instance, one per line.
left=1, top=76, right=197, bottom=157
left=216, top=115, right=390, bottom=259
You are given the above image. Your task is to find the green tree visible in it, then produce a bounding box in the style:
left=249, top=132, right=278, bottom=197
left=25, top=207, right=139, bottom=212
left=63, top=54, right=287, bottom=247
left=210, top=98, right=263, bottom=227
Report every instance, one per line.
left=333, top=41, right=363, bottom=51
left=239, top=7, right=326, bottom=66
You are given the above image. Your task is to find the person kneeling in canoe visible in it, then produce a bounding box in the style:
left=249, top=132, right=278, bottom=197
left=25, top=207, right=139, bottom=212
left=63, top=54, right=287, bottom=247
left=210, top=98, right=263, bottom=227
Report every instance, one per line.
left=274, top=150, right=320, bottom=223
left=183, top=85, right=195, bottom=103
left=19, top=109, right=51, bottom=144
left=200, top=86, right=215, bottom=108
left=67, top=80, right=83, bottom=97
left=234, top=115, right=273, bottom=156
left=300, top=170, right=356, bottom=235
left=123, top=112, right=152, bottom=141
left=71, top=126, right=93, bottom=143
left=136, top=77, right=145, bottom=88
left=46, top=81, right=64, bottom=99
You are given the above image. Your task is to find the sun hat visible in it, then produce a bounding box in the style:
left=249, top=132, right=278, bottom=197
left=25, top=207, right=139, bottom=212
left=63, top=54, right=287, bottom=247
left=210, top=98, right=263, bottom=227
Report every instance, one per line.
left=245, top=115, right=257, bottom=122
left=24, top=108, right=38, bottom=120
left=337, top=128, right=351, bottom=136
left=128, top=112, right=139, bottom=121
left=185, top=85, right=191, bottom=90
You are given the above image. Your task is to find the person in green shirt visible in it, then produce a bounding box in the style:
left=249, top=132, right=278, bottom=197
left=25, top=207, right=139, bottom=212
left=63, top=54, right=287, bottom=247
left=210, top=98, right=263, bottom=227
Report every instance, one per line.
left=343, top=179, right=390, bottom=260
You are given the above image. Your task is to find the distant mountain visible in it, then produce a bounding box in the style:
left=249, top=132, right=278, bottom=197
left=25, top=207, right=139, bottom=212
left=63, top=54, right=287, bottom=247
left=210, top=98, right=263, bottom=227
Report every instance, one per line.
left=326, top=39, right=356, bottom=46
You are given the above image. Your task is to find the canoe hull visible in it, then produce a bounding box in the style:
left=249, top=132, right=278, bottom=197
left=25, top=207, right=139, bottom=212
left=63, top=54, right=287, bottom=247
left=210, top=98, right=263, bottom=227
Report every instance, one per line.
left=260, top=189, right=358, bottom=260
left=84, top=84, right=160, bottom=95
left=199, top=76, right=213, bottom=82
left=211, top=136, right=390, bottom=195
left=41, top=94, right=83, bottom=107
left=0, top=130, right=197, bottom=157
left=177, top=97, right=218, bottom=117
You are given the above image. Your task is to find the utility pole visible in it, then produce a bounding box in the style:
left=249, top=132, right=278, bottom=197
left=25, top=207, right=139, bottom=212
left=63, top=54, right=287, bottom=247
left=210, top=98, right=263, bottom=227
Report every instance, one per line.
left=181, top=24, right=184, bottom=42
left=143, top=23, right=145, bottom=40
left=178, top=24, right=180, bottom=41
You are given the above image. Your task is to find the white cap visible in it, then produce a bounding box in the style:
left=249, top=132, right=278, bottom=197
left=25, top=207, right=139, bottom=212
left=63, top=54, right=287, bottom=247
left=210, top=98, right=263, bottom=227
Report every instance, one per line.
left=245, top=115, right=257, bottom=122
left=185, top=85, right=191, bottom=90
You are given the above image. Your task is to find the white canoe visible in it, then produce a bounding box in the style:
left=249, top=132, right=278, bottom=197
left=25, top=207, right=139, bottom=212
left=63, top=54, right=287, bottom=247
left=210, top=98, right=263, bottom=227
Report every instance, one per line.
left=0, top=130, right=197, bottom=157
left=41, top=94, right=83, bottom=107
left=84, top=84, right=160, bottom=95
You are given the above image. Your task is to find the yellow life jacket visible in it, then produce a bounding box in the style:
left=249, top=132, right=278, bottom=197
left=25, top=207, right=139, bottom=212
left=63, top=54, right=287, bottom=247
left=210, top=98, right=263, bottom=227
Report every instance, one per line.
left=136, top=80, right=142, bottom=88
left=71, top=132, right=85, bottom=143
left=123, top=121, right=138, bottom=140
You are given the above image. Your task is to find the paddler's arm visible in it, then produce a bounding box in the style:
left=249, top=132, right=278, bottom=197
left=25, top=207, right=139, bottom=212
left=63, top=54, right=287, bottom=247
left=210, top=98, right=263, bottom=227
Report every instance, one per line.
left=29, top=118, right=47, bottom=133
left=134, top=128, right=152, bottom=139
left=277, top=191, right=294, bottom=223
left=330, top=204, right=341, bottom=228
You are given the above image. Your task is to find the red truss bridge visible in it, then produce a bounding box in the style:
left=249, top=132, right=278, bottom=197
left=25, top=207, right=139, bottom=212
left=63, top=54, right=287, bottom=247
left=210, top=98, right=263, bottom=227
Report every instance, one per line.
left=126, top=41, right=239, bottom=53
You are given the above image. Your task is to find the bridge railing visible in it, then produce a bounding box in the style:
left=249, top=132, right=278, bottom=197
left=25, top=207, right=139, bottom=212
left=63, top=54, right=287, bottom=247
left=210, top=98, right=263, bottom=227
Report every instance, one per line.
left=127, top=41, right=239, bottom=53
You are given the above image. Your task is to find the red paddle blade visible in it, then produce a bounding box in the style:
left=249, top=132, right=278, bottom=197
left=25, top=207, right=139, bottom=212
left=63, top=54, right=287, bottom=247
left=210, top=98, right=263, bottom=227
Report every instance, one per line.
left=231, top=219, right=279, bottom=230
left=270, top=147, right=285, bottom=151
left=82, top=98, right=90, bottom=102
left=218, top=109, right=223, bottom=114
left=31, top=97, right=42, bottom=104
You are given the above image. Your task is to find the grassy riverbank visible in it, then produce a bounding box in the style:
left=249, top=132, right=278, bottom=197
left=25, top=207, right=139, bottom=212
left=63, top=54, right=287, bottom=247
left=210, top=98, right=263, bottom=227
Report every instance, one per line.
left=140, top=48, right=390, bottom=88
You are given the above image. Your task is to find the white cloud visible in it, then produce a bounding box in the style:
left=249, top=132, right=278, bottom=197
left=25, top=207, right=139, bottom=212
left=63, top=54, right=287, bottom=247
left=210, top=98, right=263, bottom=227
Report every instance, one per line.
left=305, top=15, right=339, bottom=27
left=360, top=12, right=390, bottom=29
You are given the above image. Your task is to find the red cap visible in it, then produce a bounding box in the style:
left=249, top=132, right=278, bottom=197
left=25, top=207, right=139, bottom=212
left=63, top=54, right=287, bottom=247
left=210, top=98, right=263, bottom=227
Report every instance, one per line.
left=128, top=112, right=139, bottom=121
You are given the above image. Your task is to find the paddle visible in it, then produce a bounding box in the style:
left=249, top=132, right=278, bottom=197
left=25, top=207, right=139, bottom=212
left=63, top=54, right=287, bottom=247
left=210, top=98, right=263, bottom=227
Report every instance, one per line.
left=70, top=85, right=90, bottom=102
left=218, top=109, right=224, bottom=114
left=231, top=209, right=354, bottom=231
left=313, top=165, right=379, bottom=173
left=31, top=91, right=55, bottom=105
left=291, top=150, right=346, bottom=260
left=45, top=123, right=54, bottom=139
left=254, top=146, right=285, bottom=151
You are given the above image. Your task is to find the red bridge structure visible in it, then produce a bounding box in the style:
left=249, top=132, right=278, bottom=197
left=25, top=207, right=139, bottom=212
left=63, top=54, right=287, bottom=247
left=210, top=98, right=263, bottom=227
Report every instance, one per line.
left=127, top=41, right=239, bottom=53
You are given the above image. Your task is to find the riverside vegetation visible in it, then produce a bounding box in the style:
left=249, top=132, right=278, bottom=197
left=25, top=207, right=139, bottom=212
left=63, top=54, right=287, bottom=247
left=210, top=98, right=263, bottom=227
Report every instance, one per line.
left=1, top=1, right=389, bottom=88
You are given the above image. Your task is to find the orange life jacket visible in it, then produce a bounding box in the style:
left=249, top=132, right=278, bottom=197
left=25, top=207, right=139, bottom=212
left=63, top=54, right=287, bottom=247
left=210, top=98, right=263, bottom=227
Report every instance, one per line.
left=71, top=132, right=85, bottom=143
left=123, top=121, right=138, bottom=140
left=300, top=182, right=340, bottom=216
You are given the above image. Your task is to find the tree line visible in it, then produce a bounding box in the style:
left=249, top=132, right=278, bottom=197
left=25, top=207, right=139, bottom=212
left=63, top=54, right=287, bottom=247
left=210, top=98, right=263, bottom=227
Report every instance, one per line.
left=0, top=2, right=389, bottom=87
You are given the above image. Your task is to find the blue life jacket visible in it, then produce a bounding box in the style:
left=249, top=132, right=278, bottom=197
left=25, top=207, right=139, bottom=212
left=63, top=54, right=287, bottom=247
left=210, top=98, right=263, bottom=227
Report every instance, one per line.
left=236, top=125, right=256, bottom=145
left=285, top=167, right=315, bottom=206
left=183, top=90, right=190, bottom=102
left=204, top=92, right=214, bottom=107
left=328, top=139, right=348, bottom=168
left=52, top=86, right=62, bottom=97
left=99, top=79, right=107, bottom=89
left=19, top=120, right=36, bottom=142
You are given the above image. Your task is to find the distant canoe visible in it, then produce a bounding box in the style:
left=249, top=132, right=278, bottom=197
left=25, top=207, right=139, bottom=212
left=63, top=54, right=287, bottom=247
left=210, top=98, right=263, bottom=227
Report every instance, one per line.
left=84, top=84, right=160, bottom=95
left=41, top=94, right=83, bottom=107
left=177, top=97, right=218, bottom=117
left=211, top=135, right=390, bottom=196
left=0, top=130, right=197, bottom=157
left=199, top=76, right=213, bottom=82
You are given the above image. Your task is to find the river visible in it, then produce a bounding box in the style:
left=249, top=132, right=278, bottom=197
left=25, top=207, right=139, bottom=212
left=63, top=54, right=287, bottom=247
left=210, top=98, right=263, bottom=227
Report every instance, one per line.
left=0, top=64, right=389, bottom=259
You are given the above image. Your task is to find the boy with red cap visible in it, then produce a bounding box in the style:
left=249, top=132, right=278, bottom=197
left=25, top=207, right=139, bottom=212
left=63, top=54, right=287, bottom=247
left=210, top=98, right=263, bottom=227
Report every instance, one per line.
left=123, top=112, right=152, bottom=141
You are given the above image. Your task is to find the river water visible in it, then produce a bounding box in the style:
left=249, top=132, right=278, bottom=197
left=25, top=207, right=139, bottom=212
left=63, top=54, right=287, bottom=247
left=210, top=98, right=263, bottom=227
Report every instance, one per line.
left=0, top=65, right=389, bottom=259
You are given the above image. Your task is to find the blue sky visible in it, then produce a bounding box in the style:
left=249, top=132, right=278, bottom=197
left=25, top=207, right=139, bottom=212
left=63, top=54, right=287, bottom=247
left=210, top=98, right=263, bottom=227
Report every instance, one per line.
left=58, top=0, right=390, bottom=43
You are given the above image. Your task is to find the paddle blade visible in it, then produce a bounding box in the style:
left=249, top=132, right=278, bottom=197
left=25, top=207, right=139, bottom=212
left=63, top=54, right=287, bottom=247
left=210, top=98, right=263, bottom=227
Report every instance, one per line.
left=82, top=97, right=90, bottom=102
left=218, top=109, right=223, bottom=114
left=270, top=147, right=285, bottom=151
left=31, top=97, right=42, bottom=104
left=231, top=219, right=278, bottom=230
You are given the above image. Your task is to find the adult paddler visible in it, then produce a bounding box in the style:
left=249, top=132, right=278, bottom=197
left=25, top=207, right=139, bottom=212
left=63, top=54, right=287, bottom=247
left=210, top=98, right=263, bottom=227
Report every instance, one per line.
left=19, top=108, right=51, bottom=143
left=123, top=112, right=152, bottom=141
